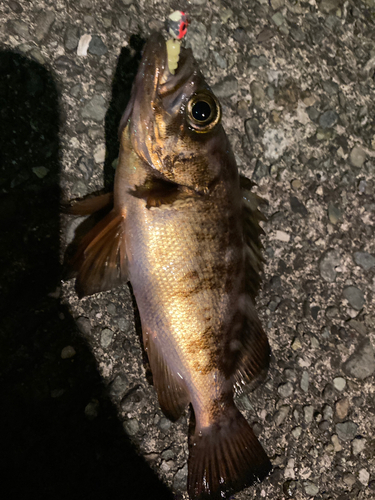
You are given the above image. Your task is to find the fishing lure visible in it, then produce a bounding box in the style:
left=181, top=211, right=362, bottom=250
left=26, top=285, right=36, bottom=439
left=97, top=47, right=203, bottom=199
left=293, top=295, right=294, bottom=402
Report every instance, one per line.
left=166, top=10, right=188, bottom=74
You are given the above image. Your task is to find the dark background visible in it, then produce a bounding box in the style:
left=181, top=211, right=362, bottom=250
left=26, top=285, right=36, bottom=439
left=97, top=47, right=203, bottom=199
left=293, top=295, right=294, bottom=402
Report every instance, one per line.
left=0, top=47, right=174, bottom=500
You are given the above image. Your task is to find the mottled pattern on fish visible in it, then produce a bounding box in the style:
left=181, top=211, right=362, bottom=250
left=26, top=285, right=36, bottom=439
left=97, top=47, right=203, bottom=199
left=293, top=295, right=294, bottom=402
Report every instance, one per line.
left=67, top=32, right=272, bottom=500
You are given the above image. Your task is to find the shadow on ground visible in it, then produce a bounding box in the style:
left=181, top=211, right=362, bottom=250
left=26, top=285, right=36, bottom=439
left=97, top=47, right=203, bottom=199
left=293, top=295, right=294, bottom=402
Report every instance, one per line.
left=0, top=47, right=173, bottom=500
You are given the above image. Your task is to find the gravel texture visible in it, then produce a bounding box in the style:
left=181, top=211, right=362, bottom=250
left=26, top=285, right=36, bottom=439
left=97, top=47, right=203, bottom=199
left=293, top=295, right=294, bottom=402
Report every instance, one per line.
left=1, top=1, right=375, bottom=500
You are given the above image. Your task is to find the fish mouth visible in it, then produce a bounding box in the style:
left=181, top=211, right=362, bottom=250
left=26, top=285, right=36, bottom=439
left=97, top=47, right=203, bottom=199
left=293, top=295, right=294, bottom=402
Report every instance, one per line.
left=119, top=32, right=197, bottom=143
left=142, top=32, right=197, bottom=108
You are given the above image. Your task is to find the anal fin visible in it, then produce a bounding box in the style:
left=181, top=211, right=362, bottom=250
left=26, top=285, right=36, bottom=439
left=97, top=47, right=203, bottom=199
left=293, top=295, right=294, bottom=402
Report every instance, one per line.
left=144, top=332, right=190, bottom=422
left=68, top=209, right=128, bottom=297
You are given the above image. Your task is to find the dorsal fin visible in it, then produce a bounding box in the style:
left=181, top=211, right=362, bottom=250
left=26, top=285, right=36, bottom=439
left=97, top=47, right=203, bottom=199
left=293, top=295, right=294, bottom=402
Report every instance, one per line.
left=240, top=174, right=267, bottom=301
left=234, top=298, right=271, bottom=391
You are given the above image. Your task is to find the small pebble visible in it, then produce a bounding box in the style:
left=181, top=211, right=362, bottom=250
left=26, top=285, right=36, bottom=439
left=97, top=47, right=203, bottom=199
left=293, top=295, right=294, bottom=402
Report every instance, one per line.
left=270, top=0, right=285, bottom=9
left=61, top=345, right=76, bottom=359
left=292, top=426, right=302, bottom=438
left=117, top=317, right=131, bottom=332
left=274, top=230, right=290, bottom=242
left=123, top=419, right=139, bottom=436
left=173, top=465, right=188, bottom=491
left=32, top=166, right=49, bottom=178
left=278, top=382, right=294, bottom=398
left=343, top=339, right=375, bottom=380
left=319, top=420, right=330, bottom=431
left=319, top=110, right=338, bottom=129
left=94, top=143, right=106, bottom=163
left=77, top=34, right=92, bottom=56
left=325, top=306, right=339, bottom=318
left=100, top=328, right=114, bottom=348
left=81, top=95, right=107, bottom=122
left=348, top=319, right=367, bottom=335
left=274, top=405, right=289, bottom=426
left=328, top=203, right=342, bottom=224
left=335, top=398, right=349, bottom=420
left=272, top=12, right=285, bottom=26
left=304, top=405, right=314, bottom=424
left=64, top=25, right=80, bottom=51
left=291, top=179, right=302, bottom=190
left=250, top=80, right=266, bottom=106
left=322, top=404, right=333, bottom=421
left=35, top=10, right=55, bottom=42
left=343, top=286, right=365, bottom=311
left=76, top=317, right=91, bottom=336
left=353, top=251, right=375, bottom=271
left=290, top=196, right=308, bottom=216
left=300, top=371, right=309, bottom=392
left=109, top=373, right=129, bottom=397
left=343, top=473, right=357, bottom=487
left=284, top=369, right=297, bottom=382
left=84, top=399, right=99, bottom=419
left=352, top=437, right=366, bottom=455
left=88, top=35, right=107, bottom=56
left=331, top=434, right=342, bottom=452
left=358, top=468, right=370, bottom=486
left=335, top=421, right=358, bottom=441
left=303, top=480, right=319, bottom=496
left=319, top=249, right=341, bottom=282
left=263, top=129, right=289, bottom=160
left=158, top=417, right=172, bottom=432
left=212, top=77, right=238, bottom=98
left=283, top=480, right=297, bottom=497
left=333, top=377, right=346, bottom=391
left=291, top=337, right=302, bottom=350
left=350, top=146, right=366, bottom=168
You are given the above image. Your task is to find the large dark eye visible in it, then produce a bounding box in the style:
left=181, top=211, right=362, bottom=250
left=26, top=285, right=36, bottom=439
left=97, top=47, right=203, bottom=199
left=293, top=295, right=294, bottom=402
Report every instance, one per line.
left=187, top=92, right=221, bottom=132
left=192, top=100, right=212, bottom=123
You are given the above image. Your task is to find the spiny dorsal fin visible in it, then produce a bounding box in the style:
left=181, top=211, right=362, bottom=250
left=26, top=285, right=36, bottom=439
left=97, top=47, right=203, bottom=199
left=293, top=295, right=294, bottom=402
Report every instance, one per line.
left=234, top=298, right=271, bottom=391
left=188, top=400, right=272, bottom=499
left=68, top=209, right=127, bottom=297
left=240, top=174, right=267, bottom=301
left=144, top=331, right=190, bottom=422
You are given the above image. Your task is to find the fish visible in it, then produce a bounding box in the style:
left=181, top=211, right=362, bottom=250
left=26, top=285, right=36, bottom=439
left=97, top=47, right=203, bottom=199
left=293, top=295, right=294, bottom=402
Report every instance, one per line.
left=67, top=31, right=272, bottom=500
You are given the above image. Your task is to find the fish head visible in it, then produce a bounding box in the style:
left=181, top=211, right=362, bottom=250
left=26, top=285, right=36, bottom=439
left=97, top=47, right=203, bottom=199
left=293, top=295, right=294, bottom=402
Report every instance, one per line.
left=120, top=32, right=233, bottom=193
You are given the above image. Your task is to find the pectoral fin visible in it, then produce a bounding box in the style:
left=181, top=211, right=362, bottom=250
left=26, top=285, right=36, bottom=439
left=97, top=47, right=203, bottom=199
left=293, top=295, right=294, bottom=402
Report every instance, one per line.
left=68, top=209, right=128, bottom=297
left=63, top=192, right=114, bottom=215
left=144, top=331, right=190, bottom=421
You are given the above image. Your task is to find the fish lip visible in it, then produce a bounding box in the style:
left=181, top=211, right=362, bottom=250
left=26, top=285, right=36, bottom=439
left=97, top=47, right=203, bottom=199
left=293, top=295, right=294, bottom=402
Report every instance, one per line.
left=142, top=32, right=196, bottom=101
left=158, top=45, right=196, bottom=98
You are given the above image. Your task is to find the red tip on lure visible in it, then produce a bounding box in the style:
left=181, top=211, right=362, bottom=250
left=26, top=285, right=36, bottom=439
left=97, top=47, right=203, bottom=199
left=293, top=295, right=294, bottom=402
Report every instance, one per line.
left=166, top=11, right=189, bottom=40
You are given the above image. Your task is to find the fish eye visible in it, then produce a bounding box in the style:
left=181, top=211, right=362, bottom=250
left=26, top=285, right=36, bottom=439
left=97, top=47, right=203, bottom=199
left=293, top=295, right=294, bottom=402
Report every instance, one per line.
left=192, top=101, right=212, bottom=122
left=187, top=93, right=221, bottom=132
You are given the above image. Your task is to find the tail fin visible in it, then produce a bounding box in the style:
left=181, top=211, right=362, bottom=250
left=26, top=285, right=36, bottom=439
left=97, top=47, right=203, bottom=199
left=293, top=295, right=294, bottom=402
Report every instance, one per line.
left=188, top=404, right=271, bottom=500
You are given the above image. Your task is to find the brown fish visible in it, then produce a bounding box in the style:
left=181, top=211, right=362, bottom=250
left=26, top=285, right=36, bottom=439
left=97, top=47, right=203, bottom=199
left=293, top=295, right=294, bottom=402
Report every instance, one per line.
left=68, top=32, right=272, bottom=499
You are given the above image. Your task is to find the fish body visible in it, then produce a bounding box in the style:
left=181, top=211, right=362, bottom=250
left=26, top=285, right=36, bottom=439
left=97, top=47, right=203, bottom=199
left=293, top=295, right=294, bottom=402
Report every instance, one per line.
left=69, top=32, right=271, bottom=499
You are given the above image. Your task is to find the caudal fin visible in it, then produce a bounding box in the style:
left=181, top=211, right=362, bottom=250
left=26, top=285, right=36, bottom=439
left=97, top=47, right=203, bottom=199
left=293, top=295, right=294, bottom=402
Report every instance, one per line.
left=188, top=405, right=271, bottom=500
